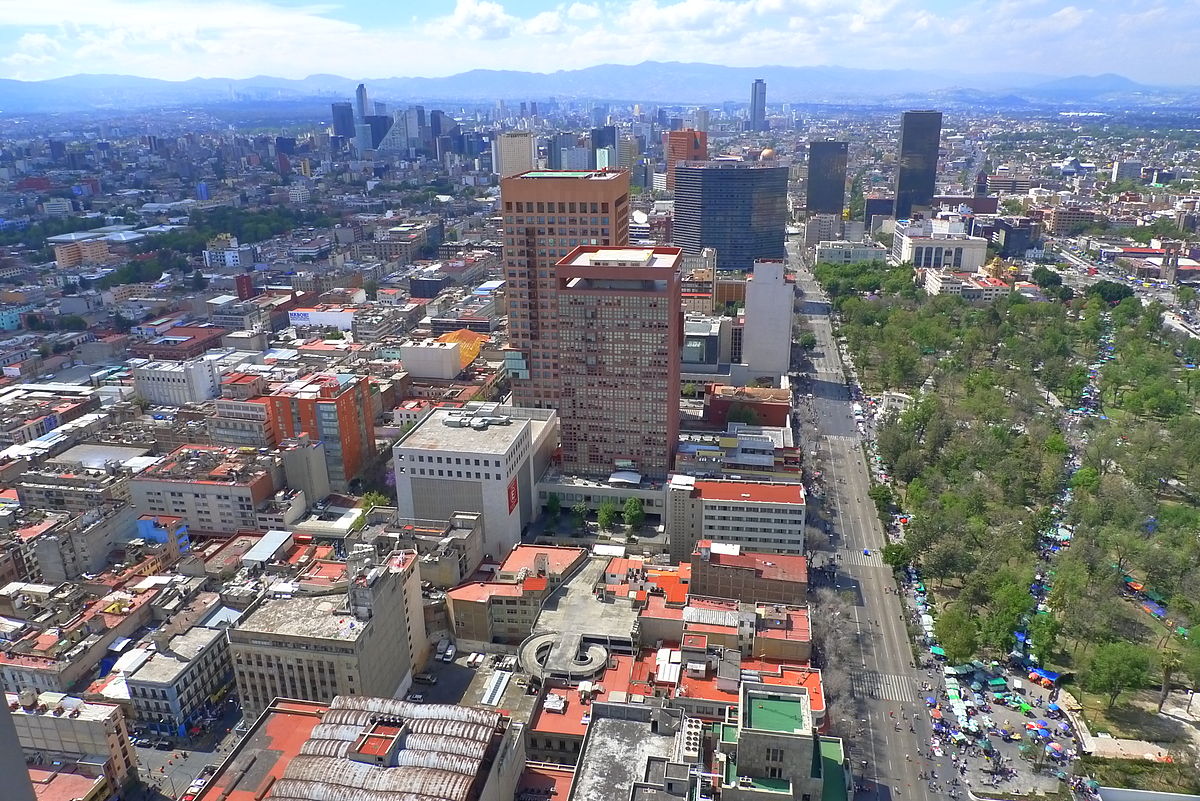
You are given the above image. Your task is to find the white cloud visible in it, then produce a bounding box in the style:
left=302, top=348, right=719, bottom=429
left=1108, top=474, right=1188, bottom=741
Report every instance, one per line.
left=566, top=2, right=601, bottom=19
left=0, top=0, right=1189, bottom=82
left=438, top=0, right=517, bottom=40
left=524, top=10, right=564, bottom=35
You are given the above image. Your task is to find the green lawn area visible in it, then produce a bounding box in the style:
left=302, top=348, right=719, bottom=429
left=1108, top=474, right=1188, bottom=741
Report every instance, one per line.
left=1080, top=755, right=1200, bottom=794
left=1072, top=687, right=1190, bottom=743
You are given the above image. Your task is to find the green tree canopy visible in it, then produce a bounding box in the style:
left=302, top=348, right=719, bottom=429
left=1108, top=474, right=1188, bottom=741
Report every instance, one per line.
left=1087, top=642, right=1151, bottom=708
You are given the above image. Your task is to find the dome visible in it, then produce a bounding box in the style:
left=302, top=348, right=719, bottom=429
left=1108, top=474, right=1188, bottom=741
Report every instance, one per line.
left=759, top=148, right=776, bottom=160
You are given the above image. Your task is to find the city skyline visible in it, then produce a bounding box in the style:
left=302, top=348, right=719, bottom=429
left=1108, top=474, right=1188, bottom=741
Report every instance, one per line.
left=0, top=0, right=1192, bottom=84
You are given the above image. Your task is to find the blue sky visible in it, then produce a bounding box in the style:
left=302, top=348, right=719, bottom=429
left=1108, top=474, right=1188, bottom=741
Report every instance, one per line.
left=0, top=0, right=1189, bottom=83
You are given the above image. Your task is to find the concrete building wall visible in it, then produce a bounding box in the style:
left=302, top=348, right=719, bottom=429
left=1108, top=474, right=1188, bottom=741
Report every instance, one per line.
left=741, top=260, right=793, bottom=382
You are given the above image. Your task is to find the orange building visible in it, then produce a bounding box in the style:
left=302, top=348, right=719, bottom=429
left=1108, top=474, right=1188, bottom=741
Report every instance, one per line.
left=500, top=169, right=630, bottom=411
left=665, top=128, right=708, bottom=191
left=265, top=373, right=375, bottom=492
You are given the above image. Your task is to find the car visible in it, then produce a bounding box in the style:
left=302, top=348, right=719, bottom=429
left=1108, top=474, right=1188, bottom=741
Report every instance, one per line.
left=153, top=739, right=173, bottom=750
left=133, top=737, right=153, bottom=747
left=413, top=672, right=438, bottom=685
left=405, top=692, right=425, bottom=703
left=441, top=644, right=457, bottom=662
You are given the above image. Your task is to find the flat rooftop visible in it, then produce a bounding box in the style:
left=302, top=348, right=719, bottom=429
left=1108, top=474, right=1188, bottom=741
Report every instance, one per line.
left=560, top=247, right=680, bottom=270
left=745, top=693, right=808, bottom=734
left=515, top=170, right=623, bottom=180
left=694, top=480, right=805, bottom=505
left=534, top=556, right=639, bottom=642
left=397, top=407, right=547, bottom=454
left=51, top=443, right=151, bottom=469
left=235, top=595, right=364, bottom=642
left=126, top=626, right=223, bottom=686
left=570, top=717, right=677, bottom=801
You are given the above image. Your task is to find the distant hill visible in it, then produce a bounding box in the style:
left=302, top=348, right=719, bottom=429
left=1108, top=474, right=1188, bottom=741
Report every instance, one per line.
left=0, top=63, right=1191, bottom=113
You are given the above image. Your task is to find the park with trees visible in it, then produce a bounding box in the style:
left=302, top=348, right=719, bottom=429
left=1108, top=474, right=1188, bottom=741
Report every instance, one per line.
left=817, top=258, right=1200, bottom=753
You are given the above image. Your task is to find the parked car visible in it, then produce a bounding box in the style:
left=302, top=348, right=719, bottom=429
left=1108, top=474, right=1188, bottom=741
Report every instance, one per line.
left=413, top=672, right=438, bottom=685
left=405, top=692, right=425, bottom=703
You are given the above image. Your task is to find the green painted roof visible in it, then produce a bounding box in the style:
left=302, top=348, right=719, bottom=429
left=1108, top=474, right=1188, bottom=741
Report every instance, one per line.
left=746, top=696, right=807, bottom=734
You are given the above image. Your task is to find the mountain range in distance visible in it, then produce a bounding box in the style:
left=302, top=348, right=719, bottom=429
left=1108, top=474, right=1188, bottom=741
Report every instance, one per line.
left=0, top=62, right=1195, bottom=113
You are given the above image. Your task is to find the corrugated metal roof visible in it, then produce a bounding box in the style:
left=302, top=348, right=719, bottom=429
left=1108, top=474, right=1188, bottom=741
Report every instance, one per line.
left=403, top=733, right=487, bottom=762
left=264, top=696, right=503, bottom=801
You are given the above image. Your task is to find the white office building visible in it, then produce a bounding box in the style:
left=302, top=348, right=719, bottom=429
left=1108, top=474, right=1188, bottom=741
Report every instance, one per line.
left=893, top=218, right=988, bottom=272
left=815, top=240, right=889, bottom=264
left=666, top=474, right=807, bottom=560
left=393, top=404, right=558, bottom=556
left=494, top=131, right=537, bottom=178
left=130, top=355, right=223, bottom=407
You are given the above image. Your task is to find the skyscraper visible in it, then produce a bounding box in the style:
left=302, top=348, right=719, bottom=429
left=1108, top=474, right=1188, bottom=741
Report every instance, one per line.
left=554, top=246, right=682, bottom=478
left=500, top=169, right=631, bottom=412
left=494, top=131, right=537, bottom=178
left=749, top=79, right=767, bottom=132
left=893, top=110, right=943, bottom=220
left=673, top=161, right=789, bottom=270
left=363, top=114, right=394, bottom=149
left=806, top=140, right=849, bottom=215
left=665, top=129, right=708, bottom=191
left=355, top=83, right=369, bottom=122
left=331, top=101, right=355, bottom=138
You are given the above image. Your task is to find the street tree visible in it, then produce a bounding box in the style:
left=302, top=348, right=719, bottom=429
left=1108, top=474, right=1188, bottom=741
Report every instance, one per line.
left=934, top=605, right=978, bottom=664
left=572, top=499, right=589, bottom=529
left=597, top=499, right=620, bottom=531
left=546, top=492, right=561, bottom=521
left=623, top=497, right=645, bottom=530
left=1087, top=642, right=1151, bottom=708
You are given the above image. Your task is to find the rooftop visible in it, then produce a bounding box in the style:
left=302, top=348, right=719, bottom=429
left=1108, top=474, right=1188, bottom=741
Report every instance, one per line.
left=6, top=691, right=120, bottom=723
left=693, top=480, right=805, bottom=505
left=397, top=404, right=553, bottom=454
left=28, top=767, right=104, bottom=801
left=126, top=627, right=223, bottom=686
left=697, top=542, right=808, bottom=583
left=499, top=545, right=587, bottom=578
left=235, top=594, right=366, bottom=642
left=570, top=716, right=678, bottom=801
left=744, top=692, right=809, bottom=734
left=195, top=696, right=504, bottom=801
left=514, top=169, right=623, bottom=180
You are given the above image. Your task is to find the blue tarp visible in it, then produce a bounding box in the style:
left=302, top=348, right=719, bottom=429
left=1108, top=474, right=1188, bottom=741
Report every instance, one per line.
left=1030, top=667, right=1060, bottom=682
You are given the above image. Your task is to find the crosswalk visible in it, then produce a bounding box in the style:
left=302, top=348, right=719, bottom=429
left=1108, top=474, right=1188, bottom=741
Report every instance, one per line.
left=838, top=549, right=885, bottom=567
left=852, top=671, right=918, bottom=703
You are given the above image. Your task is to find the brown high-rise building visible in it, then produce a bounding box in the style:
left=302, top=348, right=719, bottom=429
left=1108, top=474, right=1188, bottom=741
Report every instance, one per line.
left=501, top=169, right=631, bottom=411
left=555, top=246, right=682, bottom=478
left=665, top=129, right=708, bottom=191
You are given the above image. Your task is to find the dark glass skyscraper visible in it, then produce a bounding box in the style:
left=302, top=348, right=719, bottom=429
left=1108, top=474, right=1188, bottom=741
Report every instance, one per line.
left=673, top=161, right=788, bottom=270
left=331, top=102, right=355, bottom=138
left=749, top=79, right=767, bottom=132
left=806, top=140, right=849, bottom=215
left=893, top=110, right=942, bottom=220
